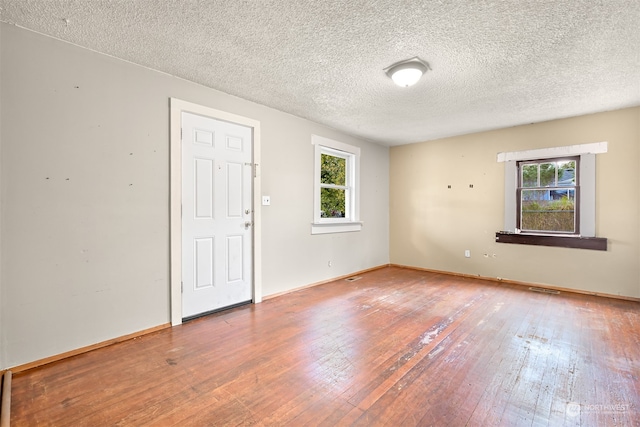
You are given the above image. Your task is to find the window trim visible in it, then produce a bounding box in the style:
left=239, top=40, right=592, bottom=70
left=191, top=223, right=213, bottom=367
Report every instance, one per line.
left=497, top=142, right=607, bottom=250
left=494, top=232, right=607, bottom=251
left=312, top=135, right=362, bottom=235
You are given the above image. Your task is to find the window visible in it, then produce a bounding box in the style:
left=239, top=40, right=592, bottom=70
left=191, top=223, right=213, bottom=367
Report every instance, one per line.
left=320, top=150, right=349, bottom=219
left=312, top=135, right=361, bottom=234
left=517, top=157, right=579, bottom=234
left=496, top=142, right=607, bottom=250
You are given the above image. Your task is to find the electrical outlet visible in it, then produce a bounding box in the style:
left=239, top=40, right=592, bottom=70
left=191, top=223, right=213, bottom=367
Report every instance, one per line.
left=262, top=195, right=271, bottom=206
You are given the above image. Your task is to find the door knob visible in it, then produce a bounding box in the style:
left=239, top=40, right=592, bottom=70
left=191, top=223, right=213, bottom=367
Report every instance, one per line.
left=244, top=221, right=253, bottom=229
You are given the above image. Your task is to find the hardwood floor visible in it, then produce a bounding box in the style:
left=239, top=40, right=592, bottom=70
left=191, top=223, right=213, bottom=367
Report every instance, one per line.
left=10, top=266, right=640, bottom=426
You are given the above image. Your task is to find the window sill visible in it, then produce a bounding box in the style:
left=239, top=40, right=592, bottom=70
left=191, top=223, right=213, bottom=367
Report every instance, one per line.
left=311, top=221, right=363, bottom=235
left=495, top=232, right=607, bottom=251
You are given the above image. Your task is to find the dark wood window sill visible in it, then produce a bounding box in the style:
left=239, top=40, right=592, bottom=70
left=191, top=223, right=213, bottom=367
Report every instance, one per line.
left=495, top=232, right=607, bottom=251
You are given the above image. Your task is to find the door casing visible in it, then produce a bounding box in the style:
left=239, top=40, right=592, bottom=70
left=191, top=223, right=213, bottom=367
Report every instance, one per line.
left=170, top=98, right=262, bottom=326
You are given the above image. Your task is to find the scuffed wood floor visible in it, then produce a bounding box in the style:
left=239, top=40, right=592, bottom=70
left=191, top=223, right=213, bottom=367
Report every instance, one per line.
left=10, top=266, right=640, bottom=426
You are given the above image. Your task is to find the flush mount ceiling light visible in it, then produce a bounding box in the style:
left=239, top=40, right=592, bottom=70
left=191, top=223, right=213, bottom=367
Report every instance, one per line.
left=384, top=57, right=431, bottom=87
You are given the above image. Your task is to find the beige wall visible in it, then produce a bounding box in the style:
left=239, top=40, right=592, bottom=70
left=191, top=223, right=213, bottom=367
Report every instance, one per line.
left=0, top=24, right=389, bottom=369
left=391, top=107, right=640, bottom=298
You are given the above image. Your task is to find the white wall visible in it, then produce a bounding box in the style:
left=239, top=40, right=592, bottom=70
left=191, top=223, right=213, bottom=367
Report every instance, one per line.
left=0, top=23, right=3, bottom=370
left=0, top=24, right=389, bottom=369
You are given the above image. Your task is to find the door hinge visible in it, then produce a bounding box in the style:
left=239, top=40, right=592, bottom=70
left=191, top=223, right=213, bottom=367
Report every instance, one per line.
left=181, top=281, right=183, bottom=293
left=245, top=162, right=258, bottom=178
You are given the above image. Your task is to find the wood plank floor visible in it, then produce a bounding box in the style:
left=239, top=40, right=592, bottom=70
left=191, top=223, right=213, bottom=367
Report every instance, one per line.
left=10, top=266, right=640, bottom=426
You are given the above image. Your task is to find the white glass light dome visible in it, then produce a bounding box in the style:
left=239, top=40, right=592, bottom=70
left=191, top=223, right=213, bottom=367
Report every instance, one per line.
left=391, top=67, right=424, bottom=87
left=384, top=58, right=430, bottom=88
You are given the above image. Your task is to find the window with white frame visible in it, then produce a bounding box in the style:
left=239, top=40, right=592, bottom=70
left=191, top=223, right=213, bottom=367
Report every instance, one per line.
left=496, top=142, right=608, bottom=250
left=312, top=135, right=361, bottom=234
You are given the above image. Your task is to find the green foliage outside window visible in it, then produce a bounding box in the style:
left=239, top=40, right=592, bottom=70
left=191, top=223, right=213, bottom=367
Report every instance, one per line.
left=522, top=160, right=575, bottom=188
left=521, top=196, right=575, bottom=232
left=320, top=153, right=346, bottom=218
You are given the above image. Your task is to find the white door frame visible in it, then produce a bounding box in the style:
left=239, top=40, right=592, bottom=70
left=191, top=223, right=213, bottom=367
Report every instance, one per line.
left=170, top=98, right=262, bottom=326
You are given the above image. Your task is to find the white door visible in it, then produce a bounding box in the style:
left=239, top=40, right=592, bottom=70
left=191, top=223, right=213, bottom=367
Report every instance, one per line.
left=181, top=112, right=253, bottom=319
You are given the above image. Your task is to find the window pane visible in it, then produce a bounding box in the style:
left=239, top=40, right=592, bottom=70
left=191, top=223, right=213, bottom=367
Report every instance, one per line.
left=321, top=154, right=346, bottom=186
left=557, top=161, right=576, bottom=186
left=321, top=188, right=346, bottom=218
left=521, top=189, right=575, bottom=232
left=539, top=163, right=556, bottom=187
left=522, top=164, right=538, bottom=188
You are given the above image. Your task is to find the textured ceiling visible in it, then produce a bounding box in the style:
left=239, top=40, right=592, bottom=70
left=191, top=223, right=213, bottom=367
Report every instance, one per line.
left=1, top=1, right=639, bottom=146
